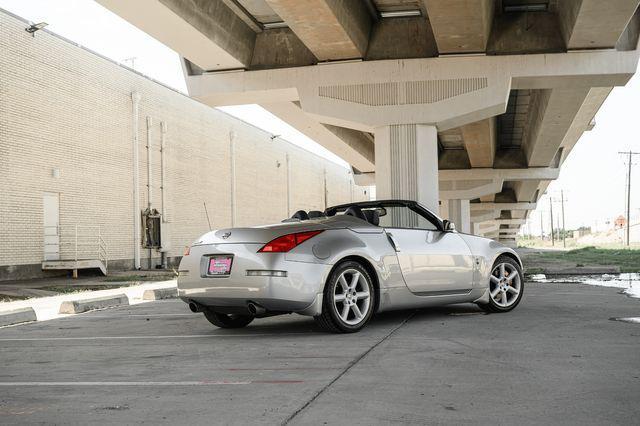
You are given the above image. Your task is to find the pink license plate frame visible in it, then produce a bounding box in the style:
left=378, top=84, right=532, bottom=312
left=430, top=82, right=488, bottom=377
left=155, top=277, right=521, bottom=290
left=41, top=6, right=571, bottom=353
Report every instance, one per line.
left=207, top=255, right=233, bottom=276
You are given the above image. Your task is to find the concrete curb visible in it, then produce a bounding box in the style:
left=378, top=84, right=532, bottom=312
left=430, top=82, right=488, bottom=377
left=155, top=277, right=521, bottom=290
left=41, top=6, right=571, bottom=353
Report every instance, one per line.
left=143, top=287, right=178, bottom=300
left=0, top=307, right=38, bottom=327
left=59, top=294, right=129, bottom=314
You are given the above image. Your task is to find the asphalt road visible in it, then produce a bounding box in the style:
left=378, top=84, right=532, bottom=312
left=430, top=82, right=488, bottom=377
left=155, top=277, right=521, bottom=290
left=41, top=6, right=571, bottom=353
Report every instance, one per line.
left=1, top=282, right=638, bottom=425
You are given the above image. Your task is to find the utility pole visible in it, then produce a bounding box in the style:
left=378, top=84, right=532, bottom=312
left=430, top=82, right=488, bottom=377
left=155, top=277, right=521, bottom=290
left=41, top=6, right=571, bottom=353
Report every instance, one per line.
left=549, top=196, right=555, bottom=246
left=618, top=151, right=639, bottom=247
left=540, top=210, right=544, bottom=240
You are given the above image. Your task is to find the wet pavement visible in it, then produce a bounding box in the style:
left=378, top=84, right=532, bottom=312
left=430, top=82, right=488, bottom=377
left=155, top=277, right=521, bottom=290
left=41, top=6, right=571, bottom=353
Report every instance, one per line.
left=529, top=272, right=640, bottom=298
left=1, top=281, right=639, bottom=425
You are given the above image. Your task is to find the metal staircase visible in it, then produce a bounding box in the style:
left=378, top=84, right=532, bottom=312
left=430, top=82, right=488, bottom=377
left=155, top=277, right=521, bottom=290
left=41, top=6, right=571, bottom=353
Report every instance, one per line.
left=42, top=225, right=109, bottom=277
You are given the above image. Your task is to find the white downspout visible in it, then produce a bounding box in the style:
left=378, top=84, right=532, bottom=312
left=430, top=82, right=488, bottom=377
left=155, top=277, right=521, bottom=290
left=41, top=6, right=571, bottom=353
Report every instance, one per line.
left=146, top=116, right=153, bottom=210
left=131, top=92, right=141, bottom=270
left=160, top=121, right=167, bottom=220
left=160, top=121, right=168, bottom=269
left=146, top=116, right=153, bottom=269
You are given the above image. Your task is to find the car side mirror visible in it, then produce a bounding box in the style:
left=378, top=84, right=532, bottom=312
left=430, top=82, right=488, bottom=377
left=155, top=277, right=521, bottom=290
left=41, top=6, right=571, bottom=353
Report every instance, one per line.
left=443, top=220, right=456, bottom=232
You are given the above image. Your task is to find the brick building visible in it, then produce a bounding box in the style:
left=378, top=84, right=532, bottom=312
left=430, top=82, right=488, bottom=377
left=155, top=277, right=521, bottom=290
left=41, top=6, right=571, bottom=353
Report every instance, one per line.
left=0, top=9, right=368, bottom=280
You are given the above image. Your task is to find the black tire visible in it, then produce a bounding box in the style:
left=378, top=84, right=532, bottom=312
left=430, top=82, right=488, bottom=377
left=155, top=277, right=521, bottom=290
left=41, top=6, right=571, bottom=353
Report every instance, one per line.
left=479, top=255, right=524, bottom=313
left=203, top=310, right=254, bottom=328
left=314, top=260, right=376, bottom=333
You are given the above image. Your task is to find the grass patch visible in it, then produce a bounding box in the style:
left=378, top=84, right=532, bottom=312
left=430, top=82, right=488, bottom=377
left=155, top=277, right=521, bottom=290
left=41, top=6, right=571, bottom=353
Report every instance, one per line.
left=39, top=285, right=133, bottom=294
left=536, top=246, right=640, bottom=273
left=0, top=295, right=31, bottom=303
left=103, top=274, right=174, bottom=283
left=523, top=267, right=544, bottom=275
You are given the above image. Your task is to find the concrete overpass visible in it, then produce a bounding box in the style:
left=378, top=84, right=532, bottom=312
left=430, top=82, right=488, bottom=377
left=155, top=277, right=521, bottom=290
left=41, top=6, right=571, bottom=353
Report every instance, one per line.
left=97, top=0, right=640, bottom=246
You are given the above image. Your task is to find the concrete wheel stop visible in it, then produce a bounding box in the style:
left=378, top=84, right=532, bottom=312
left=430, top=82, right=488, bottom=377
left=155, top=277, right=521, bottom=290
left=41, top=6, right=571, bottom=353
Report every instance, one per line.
left=0, top=307, right=38, bottom=327
left=59, top=294, right=129, bottom=314
left=142, top=287, right=178, bottom=300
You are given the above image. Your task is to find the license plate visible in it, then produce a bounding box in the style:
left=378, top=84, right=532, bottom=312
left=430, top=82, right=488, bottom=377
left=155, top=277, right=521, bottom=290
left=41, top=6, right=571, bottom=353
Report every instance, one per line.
left=208, top=255, right=233, bottom=276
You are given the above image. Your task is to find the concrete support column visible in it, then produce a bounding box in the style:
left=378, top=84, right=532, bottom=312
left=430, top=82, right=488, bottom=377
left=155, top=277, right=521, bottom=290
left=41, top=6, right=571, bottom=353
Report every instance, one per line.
left=374, top=124, right=439, bottom=214
left=447, top=199, right=471, bottom=234
left=439, top=199, right=449, bottom=220
left=471, top=222, right=480, bottom=236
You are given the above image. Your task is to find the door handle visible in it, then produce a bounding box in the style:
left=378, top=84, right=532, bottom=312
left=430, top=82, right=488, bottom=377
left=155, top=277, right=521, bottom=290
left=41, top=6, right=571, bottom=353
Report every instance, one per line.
left=386, top=232, right=401, bottom=252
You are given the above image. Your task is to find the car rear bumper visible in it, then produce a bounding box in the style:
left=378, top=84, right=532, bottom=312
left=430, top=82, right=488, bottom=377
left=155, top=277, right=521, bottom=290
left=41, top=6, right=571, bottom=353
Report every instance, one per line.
left=177, top=243, right=331, bottom=315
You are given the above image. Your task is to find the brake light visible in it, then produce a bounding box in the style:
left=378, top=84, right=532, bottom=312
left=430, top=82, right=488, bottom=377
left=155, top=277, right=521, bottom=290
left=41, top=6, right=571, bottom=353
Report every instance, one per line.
left=183, top=246, right=190, bottom=256
left=258, top=230, right=324, bottom=253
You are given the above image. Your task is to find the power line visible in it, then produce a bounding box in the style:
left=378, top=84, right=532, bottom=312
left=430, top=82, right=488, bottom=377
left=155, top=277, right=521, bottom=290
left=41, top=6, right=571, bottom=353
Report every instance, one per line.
left=618, top=151, right=639, bottom=247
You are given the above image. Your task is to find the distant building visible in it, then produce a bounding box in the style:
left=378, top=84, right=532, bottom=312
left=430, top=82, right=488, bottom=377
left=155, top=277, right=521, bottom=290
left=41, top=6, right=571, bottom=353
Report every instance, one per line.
left=576, top=227, right=591, bottom=238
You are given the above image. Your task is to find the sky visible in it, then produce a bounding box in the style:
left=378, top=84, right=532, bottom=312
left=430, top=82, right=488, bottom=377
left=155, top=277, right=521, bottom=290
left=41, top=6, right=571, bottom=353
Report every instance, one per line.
left=1, top=0, right=637, bottom=232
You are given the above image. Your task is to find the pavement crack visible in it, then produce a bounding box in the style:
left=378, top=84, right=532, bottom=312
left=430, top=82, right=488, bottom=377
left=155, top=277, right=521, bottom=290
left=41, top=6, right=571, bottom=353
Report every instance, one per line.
left=282, top=311, right=416, bottom=425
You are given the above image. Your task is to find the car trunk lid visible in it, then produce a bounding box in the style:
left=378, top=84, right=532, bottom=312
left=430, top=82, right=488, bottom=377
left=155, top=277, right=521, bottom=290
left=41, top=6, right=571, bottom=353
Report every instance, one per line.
left=192, top=221, right=328, bottom=245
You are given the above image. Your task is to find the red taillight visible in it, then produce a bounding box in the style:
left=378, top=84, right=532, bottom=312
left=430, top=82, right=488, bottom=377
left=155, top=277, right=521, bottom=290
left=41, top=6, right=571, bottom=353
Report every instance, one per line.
left=258, top=230, right=323, bottom=253
left=183, top=246, right=191, bottom=256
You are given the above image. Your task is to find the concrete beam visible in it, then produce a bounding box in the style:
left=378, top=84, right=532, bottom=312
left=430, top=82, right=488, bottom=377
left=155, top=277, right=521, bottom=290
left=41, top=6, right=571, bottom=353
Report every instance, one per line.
left=250, top=28, right=317, bottom=70
left=471, top=210, right=500, bottom=223
left=478, top=222, right=499, bottom=231
left=423, top=0, right=494, bottom=53
left=557, top=88, right=613, bottom=165
left=261, top=102, right=375, bottom=172
left=558, top=0, right=640, bottom=49
left=484, top=231, right=499, bottom=239
left=510, top=210, right=528, bottom=220
left=439, top=168, right=559, bottom=182
left=470, top=202, right=537, bottom=211
left=514, top=180, right=542, bottom=203
left=352, top=170, right=375, bottom=186
left=97, top=0, right=254, bottom=70
left=264, top=0, right=371, bottom=60
left=522, top=88, right=591, bottom=167
left=460, top=117, right=496, bottom=167
left=347, top=168, right=555, bottom=191
left=188, top=49, right=638, bottom=132
left=493, top=219, right=526, bottom=226
left=439, top=179, right=503, bottom=200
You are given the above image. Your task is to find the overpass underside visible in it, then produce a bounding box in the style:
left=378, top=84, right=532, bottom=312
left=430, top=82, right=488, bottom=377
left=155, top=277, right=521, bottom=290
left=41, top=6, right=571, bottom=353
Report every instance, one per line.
left=98, top=0, right=640, bottom=245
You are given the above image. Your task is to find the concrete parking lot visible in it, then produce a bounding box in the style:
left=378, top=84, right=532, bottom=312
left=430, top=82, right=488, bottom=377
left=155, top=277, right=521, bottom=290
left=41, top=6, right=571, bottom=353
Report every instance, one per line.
left=0, top=281, right=638, bottom=425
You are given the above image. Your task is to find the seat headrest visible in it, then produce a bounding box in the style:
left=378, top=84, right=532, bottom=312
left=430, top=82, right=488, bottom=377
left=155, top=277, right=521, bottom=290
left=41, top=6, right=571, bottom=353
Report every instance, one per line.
left=291, top=210, right=309, bottom=220
left=308, top=210, right=325, bottom=219
left=363, top=209, right=379, bottom=226
left=344, top=206, right=367, bottom=221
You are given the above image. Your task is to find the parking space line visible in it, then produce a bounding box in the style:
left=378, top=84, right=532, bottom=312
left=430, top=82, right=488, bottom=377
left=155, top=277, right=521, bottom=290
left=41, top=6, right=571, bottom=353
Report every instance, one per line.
left=0, top=333, right=312, bottom=342
left=0, top=380, right=303, bottom=386
left=83, top=313, right=198, bottom=318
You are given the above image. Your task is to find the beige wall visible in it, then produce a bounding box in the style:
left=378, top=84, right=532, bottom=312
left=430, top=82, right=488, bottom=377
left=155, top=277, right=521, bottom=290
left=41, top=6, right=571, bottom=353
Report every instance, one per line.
left=0, top=11, right=368, bottom=277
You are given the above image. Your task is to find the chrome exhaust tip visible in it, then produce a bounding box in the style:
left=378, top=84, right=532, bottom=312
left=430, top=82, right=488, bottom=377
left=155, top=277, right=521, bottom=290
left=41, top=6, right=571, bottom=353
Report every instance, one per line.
left=247, top=302, right=266, bottom=316
left=188, top=302, right=200, bottom=313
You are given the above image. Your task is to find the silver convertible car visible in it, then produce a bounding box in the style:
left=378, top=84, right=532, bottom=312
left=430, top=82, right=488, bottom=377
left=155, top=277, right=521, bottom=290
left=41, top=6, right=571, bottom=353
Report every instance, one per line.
left=177, top=200, right=524, bottom=333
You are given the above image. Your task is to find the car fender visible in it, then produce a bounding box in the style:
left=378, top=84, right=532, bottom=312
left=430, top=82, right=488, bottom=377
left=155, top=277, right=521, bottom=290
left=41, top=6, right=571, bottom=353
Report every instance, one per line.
left=286, top=228, right=404, bottom=297
left=458, top=234, right=523, bottom=289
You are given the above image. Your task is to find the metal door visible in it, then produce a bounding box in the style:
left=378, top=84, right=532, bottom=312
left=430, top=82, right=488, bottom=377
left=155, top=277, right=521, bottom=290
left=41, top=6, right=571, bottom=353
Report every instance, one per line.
left=43, top=192, right=60, bottom=261
left=386, top=229, right=474, bottom=295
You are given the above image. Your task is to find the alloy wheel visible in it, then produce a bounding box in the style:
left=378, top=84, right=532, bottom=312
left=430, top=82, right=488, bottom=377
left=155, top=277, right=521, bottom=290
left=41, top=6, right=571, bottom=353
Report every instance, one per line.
left=332, top=268, right=371, bottom=326
left=489, top=262, right=521, bottom=308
